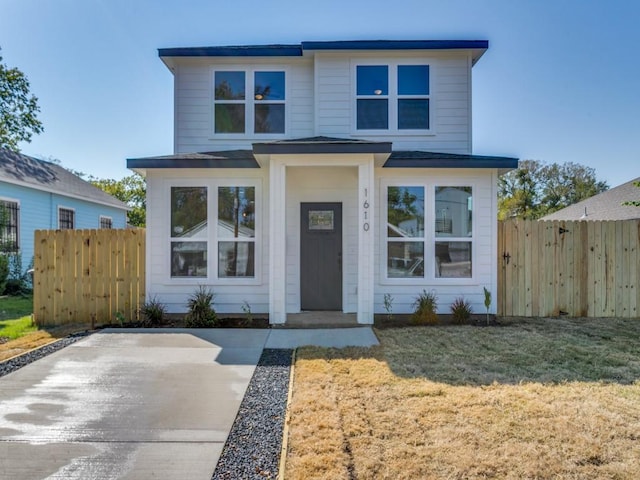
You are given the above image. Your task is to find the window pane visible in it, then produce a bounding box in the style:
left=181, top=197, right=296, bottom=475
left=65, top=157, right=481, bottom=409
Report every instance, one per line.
left=357, top=66, right=388, bottom=95
left=218, top=187, right=255, bottom=238
left=171, top=241, right=207, bottom=277
left=100, top=217, right=112, bottom=229
left=171, top=187, right=207, bottom=238
left=435, top=186, right=473, bottom=237
left=215, top=71, right=245, bottom=100
left=398, top=65, right=429, bottom=95
left=435, top=241, right=471, bottom=278
left=254, top=104, right=285, bottom=133
left=59, top=208, right=74, bottom=229
left=387, top=186, right=424, bottom=238
left=215, top=104, right=245, bottom=133
left=218, top=241, right=255, bottom=277
left=388, top=242, right=424, bottom=278
left=357, top=99, right=388, bottom=129
left=254, top=71, right=285, bottom=100
left=398, top=99, right=429, bottom=129
left=0, top=200, right=19, bottom=253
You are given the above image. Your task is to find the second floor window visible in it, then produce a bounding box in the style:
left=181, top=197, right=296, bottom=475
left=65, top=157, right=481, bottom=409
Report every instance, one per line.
left=59, top=208, right=75, bottom=230
left=214, top=70, right=285, bottom=135
left=356, top=64, right=430, bottom=132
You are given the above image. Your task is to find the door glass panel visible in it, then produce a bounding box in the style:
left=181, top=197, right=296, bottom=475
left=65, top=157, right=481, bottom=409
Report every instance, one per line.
left=308, top=210, right=334, bottom=231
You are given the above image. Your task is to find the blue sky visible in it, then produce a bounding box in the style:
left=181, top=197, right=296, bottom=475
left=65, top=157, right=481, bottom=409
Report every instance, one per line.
left=1, top=0, right=638, bottom=187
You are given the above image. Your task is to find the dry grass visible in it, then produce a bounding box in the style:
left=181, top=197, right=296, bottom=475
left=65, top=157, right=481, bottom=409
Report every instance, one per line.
left=0, top=324, right=90, bottom=362
left=285, top=317, right=640, bottom=479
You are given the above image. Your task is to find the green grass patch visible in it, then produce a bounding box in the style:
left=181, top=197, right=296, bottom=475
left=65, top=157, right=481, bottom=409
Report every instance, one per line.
left=0, top=295, right=35, bottom=340
left=0, top=316, right=37, bottom=340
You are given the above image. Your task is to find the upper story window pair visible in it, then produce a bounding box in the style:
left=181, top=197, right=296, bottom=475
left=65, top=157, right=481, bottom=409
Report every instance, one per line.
left=356, top=64, right=430, bottom=132
left=214, top=70, right=285, bottom=134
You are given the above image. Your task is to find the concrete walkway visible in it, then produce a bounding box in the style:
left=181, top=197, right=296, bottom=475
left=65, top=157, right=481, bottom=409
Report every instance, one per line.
left=0, top=327, right=378, bottom=479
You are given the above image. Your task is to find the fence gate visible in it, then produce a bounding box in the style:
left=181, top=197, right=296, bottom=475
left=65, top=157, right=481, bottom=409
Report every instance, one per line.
left=498, top=219, right=640, bottom=318
left=33, top=229, right=145, bottom=327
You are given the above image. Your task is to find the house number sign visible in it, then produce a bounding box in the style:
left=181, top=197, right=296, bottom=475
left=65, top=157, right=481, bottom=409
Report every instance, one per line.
left=363, top=188, right=370, bottom=232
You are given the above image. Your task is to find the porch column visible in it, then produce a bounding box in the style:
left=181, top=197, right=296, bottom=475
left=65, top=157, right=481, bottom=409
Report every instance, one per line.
left=357, top=160, right=375, bottom=324
left=269, top=158, right=287, bottom=324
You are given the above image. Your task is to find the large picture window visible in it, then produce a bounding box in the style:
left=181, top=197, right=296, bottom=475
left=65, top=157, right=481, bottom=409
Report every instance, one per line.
left=386, top=186, right=425, bottom=278
left=170, top=187, right=208, bottom=278
left=356, top=63, right=430, bottom=132
left=0, top=199, right=19, bottom=253
left=214, top=70, right=285, bottom=135
left=434, top=186, right=473, bottom=278
left=217, top=186, right=255, bottom=278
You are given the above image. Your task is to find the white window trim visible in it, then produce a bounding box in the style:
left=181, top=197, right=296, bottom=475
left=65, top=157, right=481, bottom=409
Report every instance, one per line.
left=211, top=66, right=288, bottom=139
left=379, top=179, right=477, bottom=286
left=165, top=178, right=262, bottom=286
left=99, top=215, right=113, bottom=229
left=352, top=59, right=434, bottom=136
left=0, top=197, right=20, bottom=253
left=58, top=206, right=75, bottom=230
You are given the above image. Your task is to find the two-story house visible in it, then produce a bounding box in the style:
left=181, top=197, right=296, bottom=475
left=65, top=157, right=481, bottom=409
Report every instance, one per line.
left=127, top=40, right=518, bottom=324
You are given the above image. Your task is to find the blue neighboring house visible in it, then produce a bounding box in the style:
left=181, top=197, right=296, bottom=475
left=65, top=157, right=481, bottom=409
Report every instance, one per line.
left=0, top=148, right=129, bottom=268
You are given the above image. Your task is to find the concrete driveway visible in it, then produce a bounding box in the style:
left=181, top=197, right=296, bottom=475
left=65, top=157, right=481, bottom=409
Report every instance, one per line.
left=0, top=328, right=270, bottom=480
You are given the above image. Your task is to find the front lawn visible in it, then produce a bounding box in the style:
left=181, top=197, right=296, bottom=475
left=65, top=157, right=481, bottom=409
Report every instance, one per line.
left=284, top=318, right=640, bottom=479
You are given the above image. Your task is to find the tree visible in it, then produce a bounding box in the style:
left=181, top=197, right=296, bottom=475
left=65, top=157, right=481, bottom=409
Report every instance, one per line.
left=623, top=181, right=640, bottom=207
left=0, top=48, right=43, bottom=151
left=499, top=160, right=608, bottom=220
left=89, top=174, right=146, bottom=227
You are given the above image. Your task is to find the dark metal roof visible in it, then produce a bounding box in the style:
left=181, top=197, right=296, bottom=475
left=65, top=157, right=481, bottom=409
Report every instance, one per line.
left=253, top=136, right=392, bottom=155
left=541, top=177, right=640, bottom=221
left=0, top=148, right=128, bottom=210
left=159, top=40, right=488, bottom=59
left=301, top=40, right=489, bottom=51
left=384, top=151, right=518, bottom=170
left=159, top=44, right=302, bottom=57
left=127, top=150, right=259, bottom=169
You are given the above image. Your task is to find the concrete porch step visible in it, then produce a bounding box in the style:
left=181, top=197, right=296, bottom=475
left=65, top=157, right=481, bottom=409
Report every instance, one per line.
left=281, top=312, right=360, bottom=329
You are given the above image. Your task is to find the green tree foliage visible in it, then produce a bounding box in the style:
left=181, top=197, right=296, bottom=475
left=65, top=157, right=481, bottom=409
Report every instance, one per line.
left=89, top=174, right=146, bottom=227
left=0, top=48, right=43, bottom=151
left=623, top=181, right=640, bottom=207
left=499, top=160, right=608, bottom=220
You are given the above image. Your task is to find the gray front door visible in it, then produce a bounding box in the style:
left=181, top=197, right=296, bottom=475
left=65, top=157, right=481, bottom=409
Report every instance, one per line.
left=300, top=203, right=342, bottom=310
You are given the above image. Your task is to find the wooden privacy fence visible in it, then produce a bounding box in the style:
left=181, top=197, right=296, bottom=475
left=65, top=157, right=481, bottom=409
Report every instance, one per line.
left=498, top=219, right=640, bottom=318
left=33, top=229, right=145, bottom=327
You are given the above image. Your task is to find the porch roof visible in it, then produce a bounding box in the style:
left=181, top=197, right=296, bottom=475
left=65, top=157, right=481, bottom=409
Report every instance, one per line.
left=253, top=136, right=392, bottom=155
left=126, top=150, right=259, bottom=172
left=385, top=151, right=518, bottom=174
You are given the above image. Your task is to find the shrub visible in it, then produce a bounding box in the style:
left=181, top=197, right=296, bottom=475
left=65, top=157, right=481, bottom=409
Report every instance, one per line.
left=0, top=255, right=8, bottom=295
left=411, top=290, right=438, bottom=325
left=383, top=293, right=394, bottom=321
left=3, top=254, right=33, bottom=296
left=140, top=296, right=167, bottom=327
left=185, top=286, right=217, bottom=328
left=450, top=297, right=472, bottom=324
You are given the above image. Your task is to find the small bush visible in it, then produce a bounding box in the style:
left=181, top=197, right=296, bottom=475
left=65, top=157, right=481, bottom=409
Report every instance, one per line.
left=140, top=296, right=167, bottom=327
left=0, top=255, right=8, bottom=295
left=412, top=290, right=438, bottom=325
left=450, top=297, right=472, bottom=324
left=185, top=286, right=217, bottom=328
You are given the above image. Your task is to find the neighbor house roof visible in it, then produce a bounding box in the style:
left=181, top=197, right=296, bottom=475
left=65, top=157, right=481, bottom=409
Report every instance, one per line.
left=541, top=177, right=640, bottom=221
left=159, top=39, right=489, bottom=67
left=0, top=148, right=128, bottom=210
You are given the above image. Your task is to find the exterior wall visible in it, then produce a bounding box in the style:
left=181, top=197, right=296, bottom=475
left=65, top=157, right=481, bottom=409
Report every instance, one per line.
left=314, top=52, right=472, bottom=153
left=173, top=57, right=314, bottom=153
left=372, top=168, right=498, bottom=315
left=1, top=181, right=127, bottom=270
left=144, top=168, right=270, bottom=314
left=285, top=166, right=359, bottom=313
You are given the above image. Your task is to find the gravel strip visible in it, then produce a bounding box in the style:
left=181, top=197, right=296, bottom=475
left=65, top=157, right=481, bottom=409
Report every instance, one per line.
left=212, top=348, right=293, bottom=480
left=0, top=332, right=91, bottom=378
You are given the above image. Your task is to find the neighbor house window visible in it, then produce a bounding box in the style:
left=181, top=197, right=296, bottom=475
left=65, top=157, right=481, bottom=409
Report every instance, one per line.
left=170, top=187, right=208, bottom=278
left=217, top=186, right=255, bottom=278
left=214, top=70, right=285, bottom=135
left=356, top=63, right=430, bottom=132
left=386, top=186, right=425, bottom=278
left=0, top=199, right=19, bottom=253
left=100, top=216, right=113, bottom=229
left=58, top=208, right=75, bottom=229
left=434, top=186, right=472, bottom=278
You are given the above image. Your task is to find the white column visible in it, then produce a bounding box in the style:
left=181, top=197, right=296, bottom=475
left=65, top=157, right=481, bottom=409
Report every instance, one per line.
left=269, top=159, right=287, bottom=324
left=357, top=160, right=375, bottom=324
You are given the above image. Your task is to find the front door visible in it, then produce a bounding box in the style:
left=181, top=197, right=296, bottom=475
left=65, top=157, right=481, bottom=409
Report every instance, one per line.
left=300, top=203, right=342, bottom=310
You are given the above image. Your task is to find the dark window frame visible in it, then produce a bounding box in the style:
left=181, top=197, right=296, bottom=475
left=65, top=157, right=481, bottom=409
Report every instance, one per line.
left=58, top=207, right=75, bottom=230
left=0, top=199, right=19, bottom=253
